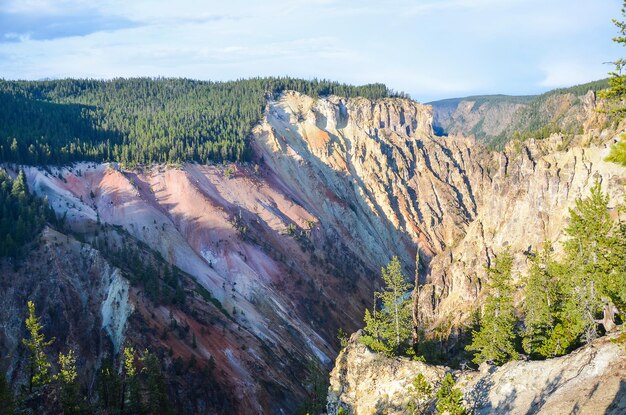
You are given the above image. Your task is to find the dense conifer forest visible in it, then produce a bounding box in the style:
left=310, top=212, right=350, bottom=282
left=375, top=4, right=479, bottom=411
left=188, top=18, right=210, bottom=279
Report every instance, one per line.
left=0, top=170, right=57, bottom=257
left=0, top=77, right=402, bottom=166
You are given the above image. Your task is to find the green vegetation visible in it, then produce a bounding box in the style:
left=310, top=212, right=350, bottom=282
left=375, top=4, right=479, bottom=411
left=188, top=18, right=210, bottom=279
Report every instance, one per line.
left=606, top=139, right=626, bottom=166
left=560, top=182, right=626, bottom=342
left=463, top=181, right=626, bottom=364
left=0, top=371, right=14, bottom=415
left=93, top=230, right=187, bottom=307
left=0, top=77, right=402, bottom=167
left=360, top=256, right=413, bottom=356
left=22, top=301, right=55, bottom=392
left=599, top=1, right=626, bottom=117
left=56, top=350, right=86, bottom=414
left=95, top=346, right=171, bottom=414
left=435, top=373, right=467, bottom=415
left=599, top=1, right=626, bottom=167
left=0, top=170, right=57, bottom=257
left=300, top=360, right=329, bottom=415
left=405, top=373, right=433, bottom=414
left=465, top=251, right=519, bottom=365
left=5, top=301, right=172, bottom=414
left=337, top=328, right=349, bottom=349
left=521, top=242, right=562, bottom=358
left=432, top=79, right=609, bottom=149
left=361, top=186, right=624, bottom=367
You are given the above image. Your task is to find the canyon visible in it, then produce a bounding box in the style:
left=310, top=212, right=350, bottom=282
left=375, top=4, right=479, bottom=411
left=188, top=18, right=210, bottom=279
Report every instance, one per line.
left=1, top=87, right=624, bottom=413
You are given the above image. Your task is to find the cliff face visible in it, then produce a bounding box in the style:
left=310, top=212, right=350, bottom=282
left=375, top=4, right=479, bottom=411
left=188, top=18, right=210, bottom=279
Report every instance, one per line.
left=327, top=331, right=626, bottom=415
left=3, top=90, right=625, bottom=412
left=430, top=95, right=533, bottom=139
left=418, top=130, right=625, bottom=331
left=430, top=88, right=607, bottom=146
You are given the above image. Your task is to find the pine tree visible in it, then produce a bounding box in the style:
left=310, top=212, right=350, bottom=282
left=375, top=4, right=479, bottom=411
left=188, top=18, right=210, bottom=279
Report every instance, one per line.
left=406, top=372, right=433, bottom=414
left=361, top=256, right=413, bottom=356
left=141, top=351, right=169, bottom=414
left=22, top=301, right=54, bottom=392
left=599, top=1, right=626, bottom=118
left=122, top=346, right=142, bottom=413
left=466, top=251, right=519, bottom=365
left=97, top=358, right=121, bottom=411
left=600, top=1, right=626, bottom=166
left=522, top=242, right=562, bottom=358
left=562, top=181, right=625, bottom=343
left=435, top=373, right=467, bottom=415
left=56, top=350, right=84, bottom=414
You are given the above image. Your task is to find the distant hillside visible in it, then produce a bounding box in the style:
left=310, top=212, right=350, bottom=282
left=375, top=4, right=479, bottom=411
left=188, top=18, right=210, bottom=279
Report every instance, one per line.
left=429, top=79, right=609, bottom=148
left=0, top=77, right=402, bottom=166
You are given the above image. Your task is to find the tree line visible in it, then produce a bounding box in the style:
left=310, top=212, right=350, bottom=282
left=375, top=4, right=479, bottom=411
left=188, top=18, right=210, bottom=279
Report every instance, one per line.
left=0, top=77, right=404, bottom=167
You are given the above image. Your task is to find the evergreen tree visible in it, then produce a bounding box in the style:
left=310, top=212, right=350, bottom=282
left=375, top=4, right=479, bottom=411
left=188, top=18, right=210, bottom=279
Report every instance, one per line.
left=0, top=78, right=403, bottom=167
left=56, top=350, right=84, bottom=414
left=141, top=351, right=169, bottom=414
left=435, top=373, right=467, bottom=415
left=406, top=373, right=433, bottom=414
left=522, top=242, right=562, bottom=358
left=97, top=358, right=121, bottom=411
left=361, top=256, right=413, bottom=356
left=562, top=181, right=626, bottom=343
left=531, top=183, right=626, bottom=358
left=301, top=359, right=328, bottom=415
left=0, top=170, right=56, bottom=258
left=22, top=301, right=54, bottom=392
left=465, top=251, right=519, bottom=365
left=122, top=346, right=142, bottom=414
left=600, top=1, right=626, bottom=166
left=599, top=1, right=626, bottom=118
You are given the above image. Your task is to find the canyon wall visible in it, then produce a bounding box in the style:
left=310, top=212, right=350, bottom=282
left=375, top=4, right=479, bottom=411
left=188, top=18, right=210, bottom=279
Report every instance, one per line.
left=2, top=90, right=624, bottom=412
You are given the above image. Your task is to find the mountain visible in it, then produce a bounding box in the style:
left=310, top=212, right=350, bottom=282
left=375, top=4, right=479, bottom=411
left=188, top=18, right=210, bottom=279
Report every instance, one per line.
left=429, top=79, right=610, bottom=148
left=0, top=87, right=432, bottom=413
left=0, top=79, right=624, bottom=414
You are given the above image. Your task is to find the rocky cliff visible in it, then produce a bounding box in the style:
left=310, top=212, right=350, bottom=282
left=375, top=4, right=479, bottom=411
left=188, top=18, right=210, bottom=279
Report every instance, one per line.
left=327, top=331, right=626, bottom=414
left=430, top=80, right=609, bottom=147
left=2, top=89, right=625, bottom=413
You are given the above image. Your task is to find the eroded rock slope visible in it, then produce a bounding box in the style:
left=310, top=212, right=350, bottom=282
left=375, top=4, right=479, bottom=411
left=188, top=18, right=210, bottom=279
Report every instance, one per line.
left=3, top=89, right=624, bottom=412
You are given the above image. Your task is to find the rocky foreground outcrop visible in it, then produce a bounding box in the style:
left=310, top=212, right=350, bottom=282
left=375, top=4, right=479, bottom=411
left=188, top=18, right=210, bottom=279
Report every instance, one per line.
left=327, top=331, right=626, bottom=414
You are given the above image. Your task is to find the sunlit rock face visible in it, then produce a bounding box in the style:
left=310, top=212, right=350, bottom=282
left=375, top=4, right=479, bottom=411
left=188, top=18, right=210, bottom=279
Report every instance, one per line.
left=327, top=331, right=626, bottom=415
left=3, top=90, right=624, bottom=413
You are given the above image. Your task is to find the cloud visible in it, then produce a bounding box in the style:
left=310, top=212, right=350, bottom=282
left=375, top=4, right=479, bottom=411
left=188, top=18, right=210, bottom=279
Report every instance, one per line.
left=0, top=12, right=138, bottom=42
left=0, top=0, right=620, bottom=100
left=539, top=61, right=611, bottom=88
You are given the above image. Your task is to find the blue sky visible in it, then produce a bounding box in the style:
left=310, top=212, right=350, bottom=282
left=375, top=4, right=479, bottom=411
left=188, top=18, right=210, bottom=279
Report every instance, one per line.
left=0, top=0, right=622, bottom=102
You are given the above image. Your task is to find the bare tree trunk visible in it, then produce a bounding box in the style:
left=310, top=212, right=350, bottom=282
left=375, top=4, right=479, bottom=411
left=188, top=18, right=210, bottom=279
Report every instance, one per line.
left=596, top=300, right=619, bottom=333
left=394, top=286, right=400, bottom=352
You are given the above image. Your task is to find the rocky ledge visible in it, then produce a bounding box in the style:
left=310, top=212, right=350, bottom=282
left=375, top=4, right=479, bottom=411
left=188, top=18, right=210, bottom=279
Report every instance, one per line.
left=327, top=330, right=626, bottom=414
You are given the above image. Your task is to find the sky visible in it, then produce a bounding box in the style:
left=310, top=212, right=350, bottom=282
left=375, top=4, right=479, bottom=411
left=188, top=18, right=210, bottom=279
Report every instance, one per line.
left=0, top=0, right=623, bottom=102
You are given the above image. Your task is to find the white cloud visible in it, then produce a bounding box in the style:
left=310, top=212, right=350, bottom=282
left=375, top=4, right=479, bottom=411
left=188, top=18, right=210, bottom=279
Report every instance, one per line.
left=0, top=0, right=620, bottom=99
left=539, top=61, right=610, bottom=88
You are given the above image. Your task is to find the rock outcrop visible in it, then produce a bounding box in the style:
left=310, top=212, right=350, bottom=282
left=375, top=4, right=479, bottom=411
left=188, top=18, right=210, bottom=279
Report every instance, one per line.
left=327, top=331, right=626, bottom=414
left=327, top=331, right=447, bottom=414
